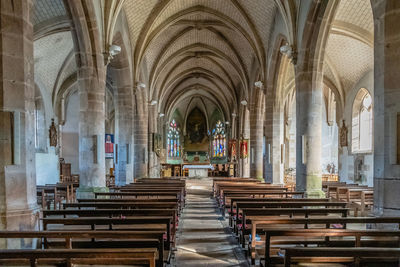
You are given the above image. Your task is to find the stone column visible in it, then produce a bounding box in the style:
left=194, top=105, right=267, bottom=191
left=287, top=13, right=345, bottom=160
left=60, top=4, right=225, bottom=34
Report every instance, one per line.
left=272, top=106, right=284, bottom=184
left=112, top=68, right=133, bottom=185
left=148, top=105, right=160, bottom=177
left=295, top=71, right=324, bottom=197
left=264, top=91, right=274, bottom=182
left=231, top=113, right=237, bottom=139
left=264, top=96, right=284, bottom=184
left=240, top=107, right=250, bottom=177
left=250, top=92, right=264, bottom=180
left=76, top=54, right=107, bottom=198
left=134, top=87, right=148, bottom=178
left=0, top=0, right=40, bottom=234
left=373, top=0, right=400, bottom=216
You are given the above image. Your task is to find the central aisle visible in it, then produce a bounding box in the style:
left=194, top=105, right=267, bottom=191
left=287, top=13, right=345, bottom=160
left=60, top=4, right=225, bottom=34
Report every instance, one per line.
left=173, top=178, right=249, bottom=267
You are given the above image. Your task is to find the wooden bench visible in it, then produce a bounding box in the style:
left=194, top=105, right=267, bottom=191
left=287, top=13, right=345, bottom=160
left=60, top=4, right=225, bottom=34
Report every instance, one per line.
left=214, top=182, right=282, bottom=198
left=42, top=216, right=173, bottom=250
left=222, top=191, right=305, bottom=216
left=71, top=200, right=180, bottom=217
left=117, top=184, right=186, bottom=203
left=0, top=248, right=157, bottom=267
left=283, top=247, right=400, bottom=267
left=219, top=189, right=294, bottom=216
left=43, top=208, right=179, bottom=247
left=216, top=184, right=286, bottom=199
left=264, top=229, right=400, bottom=266
left=37, top=184, right=76, bottom=209
left=64, top=201, right=179, bottom=211
left=327, top=184, right=368, bottom=199
left=228, top=197, right=329, bottom=226
left=96, top=191, right=184, bottom=209
left=235, top=201, right=347, bottom=228
left=249, top=217, right=400, bottom=266
left=338, top=188, right=374, bottom=216
left=240, top=207, right=349, bottom=250
left=0, top=230, right=164, bottom=266
left=212, top=177, right=260, bottom=193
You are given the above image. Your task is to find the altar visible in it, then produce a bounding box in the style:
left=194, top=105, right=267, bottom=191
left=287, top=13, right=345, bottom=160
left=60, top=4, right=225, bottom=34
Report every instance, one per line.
left=182, top=164, right=214, bottom=178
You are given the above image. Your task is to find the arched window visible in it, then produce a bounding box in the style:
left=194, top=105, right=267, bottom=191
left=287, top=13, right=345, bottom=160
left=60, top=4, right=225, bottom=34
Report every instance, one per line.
left=352, top=89, right=373, bottom=153
left=167, top=120, right=180, bottom=158
left=212, top=120, right=226, bottom=157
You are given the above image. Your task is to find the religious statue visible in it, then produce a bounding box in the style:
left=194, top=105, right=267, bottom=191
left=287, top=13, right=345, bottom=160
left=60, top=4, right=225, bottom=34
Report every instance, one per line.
left=49, top=118, right=57, bottom=147
left=340, top=120, right=348, bottom=147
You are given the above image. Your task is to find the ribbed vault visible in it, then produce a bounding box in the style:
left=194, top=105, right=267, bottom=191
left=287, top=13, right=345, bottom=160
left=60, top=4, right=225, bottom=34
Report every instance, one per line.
left=122, top=0, right=277, bottom=121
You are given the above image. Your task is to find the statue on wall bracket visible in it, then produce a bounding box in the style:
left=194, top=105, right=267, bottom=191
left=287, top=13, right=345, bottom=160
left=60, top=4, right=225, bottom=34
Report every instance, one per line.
left=49, top=118, right=57, bottom=147
left=340, top=119, right=348, bottom=147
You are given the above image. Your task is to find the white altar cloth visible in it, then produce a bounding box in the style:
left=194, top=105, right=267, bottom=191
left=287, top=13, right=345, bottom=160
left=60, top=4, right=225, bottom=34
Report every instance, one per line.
left=183, top=164, right=214, bottom=178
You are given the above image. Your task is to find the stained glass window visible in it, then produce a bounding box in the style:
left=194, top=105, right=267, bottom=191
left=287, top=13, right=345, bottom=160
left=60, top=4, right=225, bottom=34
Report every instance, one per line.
left=212, top=120, right=226, bottom=157
left=167, top=120, right=180, bottom=158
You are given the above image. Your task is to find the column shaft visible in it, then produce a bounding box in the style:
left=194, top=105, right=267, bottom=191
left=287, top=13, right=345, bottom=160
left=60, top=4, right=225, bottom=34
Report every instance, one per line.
left=0, top=0, right=40, bottom=233
left=78, top=64, right=107, bottom=195
left=373, top=0, right=400, bottom=215
left=250, top=104, right=264, bottom=179
left=295, top=73, right=323, bottom=197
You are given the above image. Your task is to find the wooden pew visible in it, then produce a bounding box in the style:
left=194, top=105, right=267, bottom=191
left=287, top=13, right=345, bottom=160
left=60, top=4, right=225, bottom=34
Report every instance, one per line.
left=236, top=201, right=347, bottom=263
left=322, top=181, right=347, bottom=192
left=37, top=186, right=58, bottom=209
left=117, top=183, right=186, bottom=204
left=42, top=216, right=173, bottom=250
left=212, top=177, right=259, bottom=193
left=0, top=230, right=163, bottom=267
left=215, top=183, right=285, bottom=199
left=95, top=191, right=180, bottom=199
left=283, top=247, right=400, bottom=267
left=73, top=199, right=181, bottom=216
left=233, top=201, right=348, bottom=252
left=37, top=183, right=76, bottom=209
left=64, top=201, right=179, bottom=210
left=235, top=201, right=347, bottom=230
left=339, top=188, right=374, bottom=216
left=249, top=217, right=400, bottom=266
left=264, top=229, right=400, bottom=266
left=0, top=248, right=157, bottom=267
left=240, top=207, right=349, bottom=250
left=43, top=208, right=179, bottom=248
left=97, top=190, right=184, bottom=209
left=222, top=191, right=305, bottom=216
left=229, top=198, right=330, bottom=226
left=218, top=188, right=292, bottom=215
left=327, top=184, right=368, bottom=199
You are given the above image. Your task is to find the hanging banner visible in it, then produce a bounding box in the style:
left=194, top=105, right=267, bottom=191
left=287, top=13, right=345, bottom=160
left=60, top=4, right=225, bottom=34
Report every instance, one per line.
left=228, top=139, right=237, bottom=161
left=105, top=134, right=114, bottom=159
left=240, top=139, right=248, bottom=159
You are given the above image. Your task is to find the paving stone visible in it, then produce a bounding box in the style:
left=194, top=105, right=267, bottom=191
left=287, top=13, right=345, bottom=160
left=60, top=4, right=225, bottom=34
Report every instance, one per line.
left=173, top=178, right=249, bottom=267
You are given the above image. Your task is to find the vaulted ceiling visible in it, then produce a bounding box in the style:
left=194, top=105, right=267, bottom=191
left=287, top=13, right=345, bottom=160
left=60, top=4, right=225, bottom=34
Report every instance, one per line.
left=31, top=0, right=376, bottom=128
left=324, top=0, right=374, bottom=99
left=123, top=0, right=278, bottom=121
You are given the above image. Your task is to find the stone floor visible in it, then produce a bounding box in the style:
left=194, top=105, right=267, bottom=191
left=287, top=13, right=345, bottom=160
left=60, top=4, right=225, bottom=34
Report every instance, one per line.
left=172, top=178, right=249, bottom=267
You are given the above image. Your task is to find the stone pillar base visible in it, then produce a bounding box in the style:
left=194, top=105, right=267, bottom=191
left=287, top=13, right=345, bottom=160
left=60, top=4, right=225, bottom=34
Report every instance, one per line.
left=0, top=205, right=40, bottom=248
left=305, top=189, right=326, bottom=198
left=76, top=186, right=109, bottom=199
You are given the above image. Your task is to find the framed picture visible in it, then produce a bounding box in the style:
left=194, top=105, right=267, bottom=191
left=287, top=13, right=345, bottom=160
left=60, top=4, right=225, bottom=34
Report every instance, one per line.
left=105, top=134, right=114, bottom=159
left=240, top=139, right=248, bottom=159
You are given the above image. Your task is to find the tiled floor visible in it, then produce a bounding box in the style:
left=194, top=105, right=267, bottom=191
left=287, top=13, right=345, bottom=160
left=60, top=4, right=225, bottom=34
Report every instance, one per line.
left=173, top=178, right=249, bottom=267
